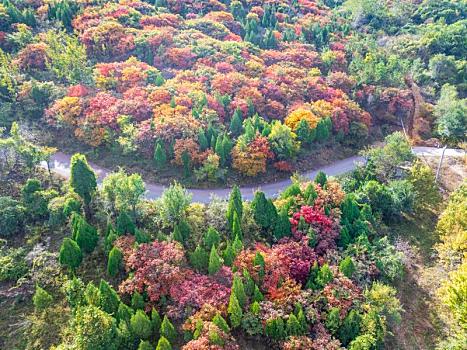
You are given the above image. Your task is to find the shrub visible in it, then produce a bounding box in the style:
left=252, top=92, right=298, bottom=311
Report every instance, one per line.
left=0, top=247, right=28, bottom=282
left=130, top=310, right=152, bottom=340
left=138, top=340, right=154, bottom=350
left=190, top=245, right=208, bottom=272
left=116, top=211, right=136, bottom=235
left=228, top=292, right=242, bottom=328
left=212, top=313, right=230, bottom=333
left=131, top=291, right=145, bottom=310
left=107, top=247, right=123, bottom=277
left=99, top=280, right=120, bottom=315
left=33, top=285, right=53, bottom=312
left=156, top=336, right=172, bottom=350
left=286, top=314, right=303, bottom=336
left=0, top=196, right=26, bottom=237
left=208, top=245, right=222, bottom=275
left=59, top=238, right=83, bottom=270
left=160, top=316, right=176, bottom=343
left=325, top=307, right=341, bottom=334
left=339, top=256, right=356, bottom=278
left=232, top=274, right=247, bottom=307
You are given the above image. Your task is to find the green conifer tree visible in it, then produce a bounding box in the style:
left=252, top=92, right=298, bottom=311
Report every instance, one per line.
left=59, top=237, right=82, bottom=270
left=33, top=285, right=53, bottom=312
left=222, top=242, right=236, bottom=267
left=227, top=292, right=242, bottom=328
left=181, top=150, right=191, bottom=178
left=160, top=316, right=176, bottom=343
left=254, top=252, right=266, bottom=281
left=99, top=279, right=120, bottom=315
left=273, top=209, right=291, bottom=241
left=131, top=291, right=145, bottom=310
left=243, top=269, right=255, bottom=296
left=156, top=336, right=172, bottom=350
left=138, top=340, right=154, bottom=350
left=286, top=314, right=302, bottom=336
left=198, top=129, right=208, bottom=151
left=253, top=285, right=264, bottom=302
left=230, top=108, right=243, bottom=136
left=203, top=227, right=220, bottom=250
left=70, top=153, right=97, bottom=213
left=151, top=308, right=162, bottom=335
left=232, top=234, right=243, bottom=254
left=74, top=218, right=98, bottom=254
left=226, top=185, right=243, bottom=231
left=154, top=142, right=167, bottom=170
left=117, top=302, right=134, bottom=324
left=232, top=275, right=247, bottom=307
left=339, top=256, right=356, bottom=278
left=316, top=263, right=333, bottom=288
left=212, top=313, right=230, bottom=333
left=190, top=245, right=208, bottom=272
left=116, top=211, right=136, bottom=235
left=232, top=211, right=243, bottom=240
left=315, top=171, right=327, bottom=187
left=131, top=309, right=152, bottom=340
left=208, top=245, right=222, bottom=275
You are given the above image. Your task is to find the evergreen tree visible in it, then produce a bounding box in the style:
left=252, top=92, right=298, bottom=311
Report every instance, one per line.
left=190, top=245, right=208, bottom=272
left=99, top=279, right=120, bottom=315
left=74, top=217, right=98, bottom=254
left=151, top=308, right=162, bottom=335
left=226, top=185, right=243, bottom=231
left=339, top=256, right=356, bottom=278
left=212, top=313, right=230, bottom=333
left=296, top=118, right=316, bottom=144
left=210, top=134, right=217, bottom=150
left=105, top=231, right=118, bottom=254
left=230, top=108, right=243, bottom=136
left=138, top=340, right=153, bottom=350
left=254, top=252, right=266, bottom=281
left=181, top=150, right=191, bottom=178
left=131, top=291, right=145, bottom=310
left=303, top=183, right=318, bottom=204
left=70, top=153, right=97, bottom=213
left=59, top=237, right=82, bottom=270
left=160, top=316, right=176, bottom=343
left=117, top=302, right=134, bottom=324
left=243, top=269, right=255, bottom=296
left=297, top=307, right=307, bottom=333
left=198, top=129, right=208, bottom=151
left=338, top=226, right=352, bottom=248
left=131, top=309, right=152, bottom=340
left=116, top=211, right=136, bottom=235
left=273, top=209, right=291, bottom=240
left=222, top=242, right=236, bottom=267
left=156, top=337, right=172, bottom=350
left=227, top=292, right=242, bottom=328
left=33, top=285, right=53, bottom=312
left=84, top=282, right=100, bottom=306
left=135, top=229, right=150, bottom=244
left=251, top=191, right=277, bottom=230
left=222, top=134, right=233, bottom=161
left=250, top=301, right=260, bottom=315
left=316, top=264, right=333, bottom=288
left=315, top=118, right=331, bottom=142
left=203, top=227, right=220, bottom=250
left=208, top=245, right=222, bottom=275
left=265, top=318, right=285, bottom=340
left=338, top=309, right=362, bottom=346
left=315, top=171, right=327, bottom=187
left=232, top=211, right=243, bottom=240
left=325, top=307, right=341, bottom=334
left=232, top=275, right=247, bottom=307
left=172, top=224, right=184, bottom=244
left=232, top=234, right=243, bottom=254
left=154, top=142, right=167, bottom=170
left=253, top=285, right=264, bottom=302
left=305, top=262, right=319, bottom=290
left=155, top=72, right=165, bottom=86
left=215, top=134, right=225, bottom=164
left=286, top=314, right=302, bottom=336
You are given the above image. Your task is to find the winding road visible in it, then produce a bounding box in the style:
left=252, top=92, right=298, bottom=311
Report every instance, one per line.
left=45, top=147, right=464, bottom=203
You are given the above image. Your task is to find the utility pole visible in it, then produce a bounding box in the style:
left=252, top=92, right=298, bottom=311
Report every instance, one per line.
left=435, top=145, right=447, bottom=182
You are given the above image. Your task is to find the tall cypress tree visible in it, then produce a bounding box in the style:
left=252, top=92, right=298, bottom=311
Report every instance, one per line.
left=232, top=275, right=247, bottom=308
left=154, top=142, right=167, bottom=170
left=70, top=153, right=97, bottom=216
left=227, top=292, right=242, bottom=328
left=273, top=209, right=291, bottom=241
left=160, top=316, right=176, bottom=343
left=198, top=128, right=208, bottom=151
left=99, top=279, right=120, bottom=315
left=59, top=238, right=82, bottom=270
left=232, top=211, right=243, bottom=240
left=226, top=185, right=243, bottom=231
left=230, top=108, right=243, bottom=136
left=208, top=245, right=222, bottom=275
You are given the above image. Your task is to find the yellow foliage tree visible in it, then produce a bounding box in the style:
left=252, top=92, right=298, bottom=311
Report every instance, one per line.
left=285, top=108, right=320, bottom=131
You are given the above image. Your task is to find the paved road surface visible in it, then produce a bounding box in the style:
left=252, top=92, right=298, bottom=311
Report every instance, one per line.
left=44, top=147, right=464, bottom=203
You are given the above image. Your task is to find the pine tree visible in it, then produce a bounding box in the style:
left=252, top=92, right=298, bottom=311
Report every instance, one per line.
left=227, top=292, right=242, bottom=328
left=339, top=256, right=356, bottom=278
left=226, top=185, right=243, bottom=231
left=230, top=108, right=243, bottom=136
left=315, top=118, right=331, bottom=142
left=135, top=229, right=150, bottom=244
left=273, top=209, right=291, bottom=241
left=296, top=118, right=315, bottom=144
left=203, top=227, right=220, bottom=250
left=99, top=279, right=120, bottom=315
left=116, top=211, right=136, bottom=235
left=105, top=231, right=118, bottom=254
left=212, top=313, right=230, bottom=333
left=338, top=226, right=352, bottom=248
left=131, top=291, right=145, bottom=310
left=33, top=285, right=53, bottom=312
left=265, top=318, right=285, bottom=340
left=117, top=302, right=134, bottom=324
left=215, top=134, right=225, bottom=164
left=222, top=242, right=236, bottom=267
left=160, top=316, right=176, bottom=343
left=305, top=262, right=319, bottom=290
left=154, top=142, right=167, bottom=170
left=84, top=281, right=100, bottom=306
left=296, top=306, right=307, bottom=333
left=190, top=245, right=208, bottom=272
left=315, top=171, right=327, bottom=187
left=131, top=309, right=152, bottom=340
left=155, top=72, right=165, bottom=86
left=156, top=336, right=172, bottom=350
left=208, top=245, right=222, bottom=275
left=232, top=275, right=247, bottom=307
left=303, top=183, right=318, bottom=204
left=222, top=134, right=233, bottom=161
left=70, top=153, right=97, bottom=210
left=59, top=237, right=82, bottom=270
left=198, top=129, right=208, bottom=151
left=151, top=308, right=162, bottom=335
left=325, top=307, right=341, bottom=334
left=337, top=309, right=362, bottom=346
left=232, top=211, right=243, bottom=240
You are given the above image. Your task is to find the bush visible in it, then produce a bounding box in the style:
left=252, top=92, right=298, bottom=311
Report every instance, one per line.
left=107, top=247, right=123, bottom=277
left=59, top=238, right=83, bottom=270
left=130, top=310, right=152, bottom=340
left=339, top=256, right=356, bottom=278
left=116, top=211, right=136, bottom=235
left=156, top=336, right=172, bottom=350
left=33, top=285, right=53, bottom=312
left=0, top=196, right=26, bottom=237
left=99, top=280, right=120, bottom=315
left=208, top=245, right=222, bottom=275
left=0, top=247, right=28, bottom=282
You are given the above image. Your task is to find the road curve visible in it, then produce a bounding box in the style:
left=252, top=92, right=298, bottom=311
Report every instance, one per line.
left=44, top=147, right=464, bottom=203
